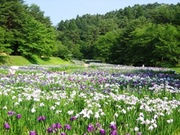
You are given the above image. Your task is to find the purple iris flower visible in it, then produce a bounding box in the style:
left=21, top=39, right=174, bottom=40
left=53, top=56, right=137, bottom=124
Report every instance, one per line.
left=29, top=131, right=37, bottom=135
left=56, top=123, right=62, bottom=129
left=110, top=123, right=117, bottom=130
left=37, top=116, right=46, bottom=122
left=41, top=116, right=46, bottom=120
left=4, top=122, right=10, bottom=129
left=16, top=114, right=21, bottom=119
left=64, top=124, right=71, bottom=130
left=47, top=127, right=53, bottom=133
left=61, top=132, right=66, bottom=135
left=110, top=130, right=118, bottom=135
left=87, top=123, right=95, bottom=132
left=70, top=116, right=76, bottom=121
left=8, top=111, right=15, bottom=116
left=96, top=123, right=101, bottom=128
left=51, top=123, right=56, bottom=129
left=100, top=128, right=106, bottom=135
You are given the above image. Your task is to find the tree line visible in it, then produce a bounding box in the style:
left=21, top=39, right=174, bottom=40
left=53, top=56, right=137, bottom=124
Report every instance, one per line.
left=0, top=0, right=180, bottom=67
left=0, top=0, right=57, bottom=61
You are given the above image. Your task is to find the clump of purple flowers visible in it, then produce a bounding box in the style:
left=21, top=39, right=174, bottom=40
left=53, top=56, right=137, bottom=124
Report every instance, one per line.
left=110, top=123, right=117, bottom=130
left=70, top=116, right=76, bottom=121
left=64, top=124, right=71, bottom=130
left=96, top=123, right=101, bottom=128
left=110, top=123, right=118, bottom=135
left=16, top=114, right=21, bottom=119
left=4, top=122, right=10, bottom=129
left=29, top=131, right=37, bottom=135
left=111, top=130, right=118, bottom=135
left=47, top=127, right=53, bottom=133
left=37, top=116, right=46, bottom=122
left=47, top=123, right=65, bottom=133
left=51, top=123, right=62, bottom=132
left=87, top=123, right=95, bottom=132
left=55, top=123, right=62, bottom=129
left=100, top=128, right=106, bottom=135
left=8, top=111, right=16, bottom=116
left=7, top=111, right=22, bottom=119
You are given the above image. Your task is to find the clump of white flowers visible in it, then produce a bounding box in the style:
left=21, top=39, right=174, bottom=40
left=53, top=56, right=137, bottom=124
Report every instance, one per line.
left=8, top=66, right=19, bottom=75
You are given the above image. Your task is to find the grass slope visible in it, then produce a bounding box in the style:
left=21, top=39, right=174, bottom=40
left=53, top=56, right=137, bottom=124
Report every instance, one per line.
left=35, top=57, right=70, bottom=65
left=170, top=64, right=180, bottom=74
left=0, top=56, right=70, bottom=66
left=171, top=67, right=180, bottom=74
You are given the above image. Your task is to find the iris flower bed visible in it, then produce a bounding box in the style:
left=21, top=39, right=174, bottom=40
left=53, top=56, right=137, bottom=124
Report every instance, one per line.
left=0, top=64, right=179, bottom=135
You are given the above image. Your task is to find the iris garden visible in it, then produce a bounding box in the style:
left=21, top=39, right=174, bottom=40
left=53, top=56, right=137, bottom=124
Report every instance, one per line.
left=0, top=64, right=179, bottom=135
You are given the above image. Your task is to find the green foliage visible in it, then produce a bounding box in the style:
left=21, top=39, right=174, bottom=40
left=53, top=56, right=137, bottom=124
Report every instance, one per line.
left=27, top=4, right=52, bottom=27
left=129, top=23, right=180, bottom=67
left=0, top=27, right=13, bottom=54
left=19, top=17, right=57, bottom=59
left=57, top=14, right=119, bottom=59
left=56, top=3, right=180, bottom=67
left=0, top=56, right=8, bottom=65
left=0, top=0, right=58, bottom=62
left=94, top=30, right=120, bottom=62
left=55, top=41, right=72, bottom=60
left=0, top=55, right=70, bottom=66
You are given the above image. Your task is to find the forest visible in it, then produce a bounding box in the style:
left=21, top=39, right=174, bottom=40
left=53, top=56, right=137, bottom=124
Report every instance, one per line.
left=0, top=0, right=180, bottom=67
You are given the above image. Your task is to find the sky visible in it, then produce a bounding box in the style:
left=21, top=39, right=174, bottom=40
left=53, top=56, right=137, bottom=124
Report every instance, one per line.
left=24, top=0, right=179, bottom=26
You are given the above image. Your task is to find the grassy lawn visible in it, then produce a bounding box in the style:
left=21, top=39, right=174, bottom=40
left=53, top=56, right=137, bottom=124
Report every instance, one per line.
left=0, top=56, right=71, bottom=66
left=0, top=56, right=31, bottom=66
left=36, top=57, right=71, bottom=65
left=170, top=64, right=180, bottom=74
left=171, top=67, right=180, bottom=74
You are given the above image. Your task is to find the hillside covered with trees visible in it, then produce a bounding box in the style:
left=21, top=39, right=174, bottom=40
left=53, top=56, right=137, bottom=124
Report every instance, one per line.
left=0, top=0, right=180, bottom=67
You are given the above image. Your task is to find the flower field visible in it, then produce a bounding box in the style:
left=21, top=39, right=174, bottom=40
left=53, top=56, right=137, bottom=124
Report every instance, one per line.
left=0, top=64, right=180, bottom=135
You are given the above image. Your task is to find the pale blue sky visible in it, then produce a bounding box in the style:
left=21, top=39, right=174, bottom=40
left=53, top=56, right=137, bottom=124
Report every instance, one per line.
left=24, top=0, right=179, bottom=26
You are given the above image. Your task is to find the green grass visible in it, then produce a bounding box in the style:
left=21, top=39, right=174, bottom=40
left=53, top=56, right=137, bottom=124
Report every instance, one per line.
left=0, top=55, right=71, bottom=66
left=171, top=68, right=180, bottom=74
left=36, top=57, right=70, bottom=65
left=170, top=65, right=180, bottom=74
left=2, top=56, right=31, bottom=66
